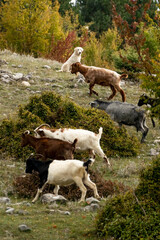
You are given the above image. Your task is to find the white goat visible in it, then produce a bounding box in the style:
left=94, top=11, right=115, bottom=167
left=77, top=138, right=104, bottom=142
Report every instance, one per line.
left=34, top=124, right=110, bottom=166
left=25, top=156, right=100, bottom=203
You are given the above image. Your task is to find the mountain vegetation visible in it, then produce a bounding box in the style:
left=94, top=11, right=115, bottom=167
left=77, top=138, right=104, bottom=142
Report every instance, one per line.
left=0, top=0, right=160, bottom=239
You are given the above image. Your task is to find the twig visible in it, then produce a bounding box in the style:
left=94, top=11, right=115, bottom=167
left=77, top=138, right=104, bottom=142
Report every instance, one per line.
left=133, top=191, right=146, bottom=216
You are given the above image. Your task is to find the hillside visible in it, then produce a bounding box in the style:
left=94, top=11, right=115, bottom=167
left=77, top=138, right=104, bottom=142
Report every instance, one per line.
left=0, top=49, right=159, bottom=181
left=0, top=50, right=159, bottom=240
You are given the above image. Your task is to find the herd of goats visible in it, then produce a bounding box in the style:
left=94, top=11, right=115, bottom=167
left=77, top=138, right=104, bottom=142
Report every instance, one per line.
left=20, top=56, right=159, bottom=203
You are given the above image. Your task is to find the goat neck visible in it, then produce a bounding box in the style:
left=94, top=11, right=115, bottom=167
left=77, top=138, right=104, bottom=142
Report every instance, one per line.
left=78, top=64, right=89, bottom=77
left=26, top=135, right=39, bottom=148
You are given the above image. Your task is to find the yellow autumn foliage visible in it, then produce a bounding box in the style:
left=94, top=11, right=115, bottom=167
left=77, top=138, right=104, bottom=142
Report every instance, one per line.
left=0, top=0, right=64, bottom=56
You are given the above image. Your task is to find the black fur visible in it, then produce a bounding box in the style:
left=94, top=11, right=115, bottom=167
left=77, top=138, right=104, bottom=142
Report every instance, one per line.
left=83, top=159, right=93, bottom=173
left=25, top=155, right=52, bottom=188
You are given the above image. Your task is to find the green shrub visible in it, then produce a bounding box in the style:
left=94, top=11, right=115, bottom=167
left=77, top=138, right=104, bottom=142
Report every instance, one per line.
left=95, top=155, right=160, bottom=239
left=112, top=45, right=141, bottom=74
left=0, top=91, right=139, bottom=160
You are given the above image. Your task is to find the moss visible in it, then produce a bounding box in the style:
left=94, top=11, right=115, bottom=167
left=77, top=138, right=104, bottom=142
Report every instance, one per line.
left=0, top=91, right=139, bottom=160
left=95, top=155, right=160, bottom=240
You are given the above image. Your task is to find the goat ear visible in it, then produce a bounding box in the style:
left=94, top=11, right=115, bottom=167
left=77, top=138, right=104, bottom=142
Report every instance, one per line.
left=37, top=129, right=45, bottom=137
left=73, top=138, right=78, bottom=146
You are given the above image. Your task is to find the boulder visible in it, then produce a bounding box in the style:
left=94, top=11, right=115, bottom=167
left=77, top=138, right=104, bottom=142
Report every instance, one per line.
left=41, top=193, right=67, bottom=204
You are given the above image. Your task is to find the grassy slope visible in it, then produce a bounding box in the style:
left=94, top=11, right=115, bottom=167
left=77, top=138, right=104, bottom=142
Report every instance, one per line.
left=0, top=50, right=159, bottom=240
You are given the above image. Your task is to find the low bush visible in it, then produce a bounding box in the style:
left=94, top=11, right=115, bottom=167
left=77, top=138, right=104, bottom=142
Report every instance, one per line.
left=13, top=169, right=129, bottom=200
left=0, top=91, right=139, bottom=160
left=95, top=155, right=160, bottom=239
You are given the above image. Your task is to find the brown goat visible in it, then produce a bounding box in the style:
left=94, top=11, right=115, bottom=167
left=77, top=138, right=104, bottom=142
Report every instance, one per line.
left=21, top=131, right=77, bottom=161
left=71, top=62, right=128, bottom=102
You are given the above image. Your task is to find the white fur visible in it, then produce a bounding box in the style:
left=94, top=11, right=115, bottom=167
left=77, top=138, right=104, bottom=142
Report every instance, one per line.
left=57, top=47, right=83, bottom=72
left=34, top=126, right=110, bottom=166
left=32, top=159, right=100, bottom=203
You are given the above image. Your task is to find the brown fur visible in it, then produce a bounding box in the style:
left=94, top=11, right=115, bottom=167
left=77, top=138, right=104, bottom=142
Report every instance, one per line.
left=21, top=132, right=77, bottom=161
left=71, top=62, right=128, bottom=102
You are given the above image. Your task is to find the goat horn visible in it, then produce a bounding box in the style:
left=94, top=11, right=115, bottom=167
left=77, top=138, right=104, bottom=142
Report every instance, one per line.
left=24, top=130, right=30, bottom=134
left=34, top=123, right=50, bottom=132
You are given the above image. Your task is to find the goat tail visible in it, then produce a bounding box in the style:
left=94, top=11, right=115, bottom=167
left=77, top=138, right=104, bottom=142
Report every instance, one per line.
left=83, top=158, right=95, bottom=173
left=72, top=138, right=78, bottom=147
left=98, top=127, right=103, bottom=138
left=120, top=74, right=128, bottom=79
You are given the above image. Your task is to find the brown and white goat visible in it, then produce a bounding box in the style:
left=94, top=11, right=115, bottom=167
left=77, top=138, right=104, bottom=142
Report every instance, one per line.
left=21, top=131, right=77, bottom=161
left=34, top=124, right=111, bottom=167
left=71, top=62, right=128, bottom=102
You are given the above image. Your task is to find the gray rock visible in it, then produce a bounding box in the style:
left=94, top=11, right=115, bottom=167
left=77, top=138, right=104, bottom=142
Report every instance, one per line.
left=13, top=73, right=23, bottom=80
left=18, top=224, right=31, bottom=232
left=86, top=197, right=100, bottom=205
left=12, top=201, right=30, bottom=206
left=1, top=74, right=10, bottom=79
left=25, top=74, right=33, bottom=79
left=21, top=81, right=31, bottom=87
left=41, top=193, right=67, bottom=204
left=16, top=210, right=29, bottom=215
left=6, top=207, right=14, bottom=214
left=58, top=210, right=71, bottom=215
left=52, top=84, right=63, bottom=88
left=49, top=209, right=71, bottom=215
left=0, top=197, right=10, bottom=204
left=83, top=203, right=100, bottom=212
left=17, top=65, right=23, bottom=68
left=150, top=148, right=159, bottom=156
left=1, top=78, right=11, bottom=83
left=77, top=78, right=85, bottom=84
left=7, top=164, right=15, bottom=168
left=42, top=65, right=51, bottom=69
left=49, top=209, right=56, bottom=214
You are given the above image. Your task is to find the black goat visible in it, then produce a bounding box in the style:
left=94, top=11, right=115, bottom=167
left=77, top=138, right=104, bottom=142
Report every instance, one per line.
left=138, top=94, right=159, bottom=128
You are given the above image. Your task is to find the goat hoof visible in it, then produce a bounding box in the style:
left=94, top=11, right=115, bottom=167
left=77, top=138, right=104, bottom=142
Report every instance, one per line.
left=78, top=200, right=85, bottom=204
left=96, top=195, right=101, bottom=200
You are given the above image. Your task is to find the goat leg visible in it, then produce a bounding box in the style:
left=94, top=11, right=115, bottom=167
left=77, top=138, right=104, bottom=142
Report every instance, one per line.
left=89, top=83, right=98, bottom=96
left=108, top=85, right=117, bottom=100
left=104, top=156, right=111, bottom=168
left=32, top=181, right=48, bottom=203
